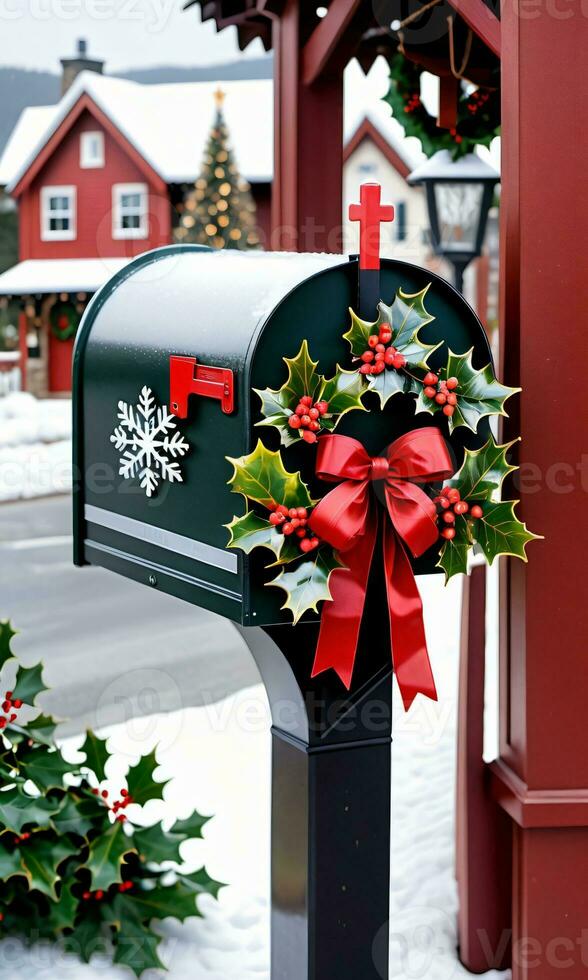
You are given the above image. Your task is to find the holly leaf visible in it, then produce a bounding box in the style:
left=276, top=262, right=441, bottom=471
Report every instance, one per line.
left=319, top=366, right=367, bottom=431
left=268, top=548, right=344, bottom=624
left=471, top=500, right=541, bottom=565
left=436, top=514, right=472, bottom=582
left=126, top=748, right=169, bottom=806
left=80, top=730, right=110, bottom=785
left=86, top=822, right=136, bottom=892
left=51, top=794, right=96, bottom=838
left=0, top=786, right=61, bottom=833
left=115, top=883, right=201, bottom=923
left=227, top=440, right=312, bottom=510
left=23, top=714, right=58, bottom=748
left=445, top=349, right=519, bottom=433
left=279, top=340, right=322, bottom=403
left=19, top=745, right=77, bottom=793
left=114, top=922, right=164, bottom=978
left=20, top=837, right=78, bottom=900
left=368, top=366, right=417, bottom=405
left=378, top=285, right=436, bottom=358
left=179, top=867, right=225, bottom=902
left=254, top=341, right=322, bottom=446
left=449, top=436, right=519, bottom=501
left=225, top=511, right=299, bottom=565
left=0, top=838, right=29, bottom=883
left=169, top=811, right=211, bottom=839
left=133, top=822, right=186, bottom=865
left=11, top=663, right=48, bottom=708
left=0, top=621, right=18, bottom=671
left=46, top=880, right=78, bottom=931
left=69, top=908, right=108, bottom=963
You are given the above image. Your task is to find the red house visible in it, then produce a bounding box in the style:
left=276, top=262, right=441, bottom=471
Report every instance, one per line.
left=0, top=44, right=425, bottom=395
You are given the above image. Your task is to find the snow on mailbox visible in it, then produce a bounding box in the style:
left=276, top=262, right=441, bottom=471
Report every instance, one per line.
left=72, top=187, right=536, bottom=980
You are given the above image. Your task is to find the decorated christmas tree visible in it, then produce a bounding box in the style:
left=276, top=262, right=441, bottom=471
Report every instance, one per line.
left=175, top=89, right=260, bottom=250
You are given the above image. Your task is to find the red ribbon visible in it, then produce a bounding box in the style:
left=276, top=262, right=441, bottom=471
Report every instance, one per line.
left=308, top=430, right=454, bottom=710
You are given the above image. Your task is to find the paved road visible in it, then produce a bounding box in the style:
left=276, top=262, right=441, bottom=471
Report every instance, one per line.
left=0, top=495, right=260, bottom=735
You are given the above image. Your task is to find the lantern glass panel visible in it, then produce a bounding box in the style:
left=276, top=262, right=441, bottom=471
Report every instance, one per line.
left=433, top=181, right=484, bottom=253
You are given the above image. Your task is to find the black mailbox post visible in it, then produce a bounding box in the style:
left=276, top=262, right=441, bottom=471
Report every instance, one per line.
left=73, top=237, right=492, bottom=979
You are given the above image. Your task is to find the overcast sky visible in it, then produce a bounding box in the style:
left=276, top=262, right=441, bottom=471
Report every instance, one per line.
left=0, top=2, right=264, bottom=72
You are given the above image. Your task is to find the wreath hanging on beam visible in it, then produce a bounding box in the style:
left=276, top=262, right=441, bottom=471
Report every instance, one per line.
left=384, top=50, right=501, bottom=160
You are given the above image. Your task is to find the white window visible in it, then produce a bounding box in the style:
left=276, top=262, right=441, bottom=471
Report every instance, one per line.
left=41, top=186, right=76, bottom=241
left=112, top=183, right=148, bottom=240
left=80, top=131, right=104, bottom=169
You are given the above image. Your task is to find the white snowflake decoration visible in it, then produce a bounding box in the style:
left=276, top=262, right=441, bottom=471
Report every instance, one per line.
left=110, top=386, right=190, bottom=497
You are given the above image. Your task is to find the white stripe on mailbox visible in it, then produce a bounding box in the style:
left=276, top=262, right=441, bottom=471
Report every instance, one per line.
left=84, top=505, right=239, bottom=574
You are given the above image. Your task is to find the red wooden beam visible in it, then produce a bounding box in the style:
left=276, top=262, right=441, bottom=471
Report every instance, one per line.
left=445, top=0, right=500, bottom=57
left=302, top=0, right=363, bottom=85
left=272, top=0, right=344, bottom=251
left=455, top=564, right=511, bottom=973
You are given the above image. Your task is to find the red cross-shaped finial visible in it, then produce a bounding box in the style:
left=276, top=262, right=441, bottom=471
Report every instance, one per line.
left=349, top=183, right=394, bottom=271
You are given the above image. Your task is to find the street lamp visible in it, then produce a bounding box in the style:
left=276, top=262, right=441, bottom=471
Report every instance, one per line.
left=408, top=150, right=499, bottom=293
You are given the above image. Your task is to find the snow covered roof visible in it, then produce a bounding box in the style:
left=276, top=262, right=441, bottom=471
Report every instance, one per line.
left=0, top=59, right=423, bottom=193
left=0, top=105, right=57, bottom=188
left=0, top=258, right=134, bottom=295
left=2, top=73, right=274, bottom=191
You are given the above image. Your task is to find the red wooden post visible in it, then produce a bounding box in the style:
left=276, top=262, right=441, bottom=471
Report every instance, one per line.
left=456, top=563, right=511, bottom=972
left=492, top=6, right=588, bottom=978
left=271, top=0, right=344, bottom=252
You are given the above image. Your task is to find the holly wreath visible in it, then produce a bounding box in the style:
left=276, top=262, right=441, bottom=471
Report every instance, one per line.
left=225, top=285, right=539, bottom=628
left=384, top=51, right=500, bottom=160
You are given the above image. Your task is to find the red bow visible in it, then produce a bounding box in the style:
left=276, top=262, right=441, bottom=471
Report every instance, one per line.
left=308, top=430, right=454, bottom=710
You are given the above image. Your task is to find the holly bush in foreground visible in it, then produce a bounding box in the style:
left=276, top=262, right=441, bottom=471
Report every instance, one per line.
left=0, top=621, right=223, bottom=976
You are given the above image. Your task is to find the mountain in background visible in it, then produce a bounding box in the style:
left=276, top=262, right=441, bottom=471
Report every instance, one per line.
left=0, top=56, right=273, bottom=157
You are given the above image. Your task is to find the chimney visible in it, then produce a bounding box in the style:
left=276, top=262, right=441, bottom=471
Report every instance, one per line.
left=60, top=39, right=104, bottom=96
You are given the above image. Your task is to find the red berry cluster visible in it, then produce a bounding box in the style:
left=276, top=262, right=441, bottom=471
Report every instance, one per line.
left=358, top=324, right=406, bottom=377
left=466, top=90, right=490, bottom=116
left=91, top=786, right=133, bottom=823
left=268, top=504, right=320, bottom=554
left=435, top=486, right=484, bottom=541
left=82, top=881, right=133, bottom=902
left=288, top=395, right=329, bottom=444
left=449, top=127, right=463, bottom=145
left=404, top=91, right=422, bottom=114
left=422, top=372, right=459, bottom=418
left=0, top=690, right=23, bottom=730
left=13, top=831, right=31, bottom=845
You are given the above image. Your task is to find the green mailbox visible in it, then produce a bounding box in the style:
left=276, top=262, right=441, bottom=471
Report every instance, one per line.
left=73, top=244, right=491, bottom=622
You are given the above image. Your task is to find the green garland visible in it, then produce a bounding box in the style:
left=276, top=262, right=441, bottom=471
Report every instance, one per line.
left=384, top=51, right=500, bottom=160
left=50, top=301, right=81, bottom=342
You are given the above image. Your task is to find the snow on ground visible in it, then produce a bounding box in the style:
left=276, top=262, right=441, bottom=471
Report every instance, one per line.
left=0, top=394, right=71, bottom=502
left=0, top=572, right=508, bottom=980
